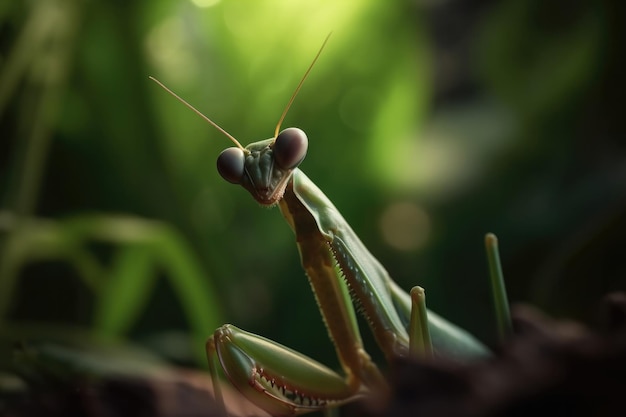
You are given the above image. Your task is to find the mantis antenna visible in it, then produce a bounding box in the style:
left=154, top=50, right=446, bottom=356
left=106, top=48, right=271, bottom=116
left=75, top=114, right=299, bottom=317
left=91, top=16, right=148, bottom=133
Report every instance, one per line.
left=273, top=33, right=332, bottom=138
left=148, top=76, right=246, bottom=151
left=150, top=33, right=330, bottom=149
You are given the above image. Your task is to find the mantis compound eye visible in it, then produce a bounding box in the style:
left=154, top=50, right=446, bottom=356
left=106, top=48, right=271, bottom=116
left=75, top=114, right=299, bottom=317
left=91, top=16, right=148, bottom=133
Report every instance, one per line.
left=273, top=128, right=308, bottom=170
left=217, top=147, right=245, bottom=184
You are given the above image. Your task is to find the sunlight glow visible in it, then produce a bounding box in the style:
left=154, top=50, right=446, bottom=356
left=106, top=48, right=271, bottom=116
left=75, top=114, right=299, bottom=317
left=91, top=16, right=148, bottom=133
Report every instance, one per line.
left=145, top=17, right=197, bottom=84
left=190, top=0, right=221, bottom=8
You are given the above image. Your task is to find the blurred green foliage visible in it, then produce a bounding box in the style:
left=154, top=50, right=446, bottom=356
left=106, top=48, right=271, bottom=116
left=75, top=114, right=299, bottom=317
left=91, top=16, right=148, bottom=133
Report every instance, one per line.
left=1, top=0, right=624, bottom=381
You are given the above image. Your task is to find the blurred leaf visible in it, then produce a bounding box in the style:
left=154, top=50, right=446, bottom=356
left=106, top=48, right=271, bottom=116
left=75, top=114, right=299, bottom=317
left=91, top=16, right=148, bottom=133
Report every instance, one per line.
left=1, top=215, right=223, bottom=365
left=94, top=245, right=156, bottom=336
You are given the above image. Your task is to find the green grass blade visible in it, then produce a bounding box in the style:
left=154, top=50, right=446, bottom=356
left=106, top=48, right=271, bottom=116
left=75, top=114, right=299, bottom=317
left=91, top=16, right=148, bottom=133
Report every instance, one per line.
left=485, top=233, right=512, bottom=341
left=409, top=286, right=433, bottom=357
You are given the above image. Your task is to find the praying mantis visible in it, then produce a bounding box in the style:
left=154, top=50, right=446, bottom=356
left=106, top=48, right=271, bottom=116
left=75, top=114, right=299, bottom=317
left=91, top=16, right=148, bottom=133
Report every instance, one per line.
left=150, top=36, right=505, bottom=416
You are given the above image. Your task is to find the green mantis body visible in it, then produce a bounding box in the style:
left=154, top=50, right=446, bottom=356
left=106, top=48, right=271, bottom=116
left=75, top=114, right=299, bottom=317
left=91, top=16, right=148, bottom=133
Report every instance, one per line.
left=205, top=134, right=488, bottom=416
left=150, top=40, right=492, bottom=416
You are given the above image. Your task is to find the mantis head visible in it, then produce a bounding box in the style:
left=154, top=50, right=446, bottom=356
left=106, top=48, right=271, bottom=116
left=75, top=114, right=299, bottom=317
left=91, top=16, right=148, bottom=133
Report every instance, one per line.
left=216, top=34, right=330, bottom=206
left=149, top=34, right=329, bottom=207
left=217, top=128, right=308, bottom=206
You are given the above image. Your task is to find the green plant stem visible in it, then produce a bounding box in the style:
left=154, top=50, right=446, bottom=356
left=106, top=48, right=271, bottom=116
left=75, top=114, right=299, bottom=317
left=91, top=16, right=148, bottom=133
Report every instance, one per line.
left=485, top=233, right=512, bottom=341
left=409, top=286, right=433, bottom=357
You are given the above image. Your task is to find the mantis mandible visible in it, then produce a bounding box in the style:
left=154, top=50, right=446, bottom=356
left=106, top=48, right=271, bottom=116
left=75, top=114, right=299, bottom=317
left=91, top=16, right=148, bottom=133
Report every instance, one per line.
left=150, top=36, right=493, bottom=416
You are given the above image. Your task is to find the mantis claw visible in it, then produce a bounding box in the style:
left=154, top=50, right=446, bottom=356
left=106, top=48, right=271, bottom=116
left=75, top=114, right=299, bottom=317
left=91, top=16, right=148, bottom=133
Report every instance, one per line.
left=208, top=324, right=360, bottom=416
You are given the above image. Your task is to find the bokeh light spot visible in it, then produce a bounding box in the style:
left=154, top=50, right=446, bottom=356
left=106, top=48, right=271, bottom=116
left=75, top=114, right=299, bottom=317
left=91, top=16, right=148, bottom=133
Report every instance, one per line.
left=379, top=202, right=431, bottom=252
